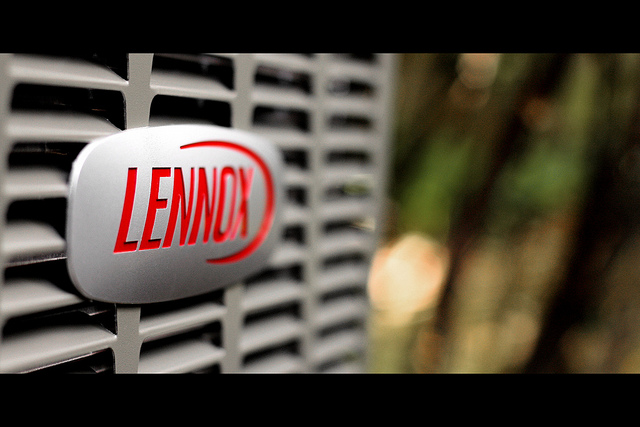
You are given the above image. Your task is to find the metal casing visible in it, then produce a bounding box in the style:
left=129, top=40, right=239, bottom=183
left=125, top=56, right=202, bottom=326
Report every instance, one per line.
left=0, top=53, right=397, bottom=373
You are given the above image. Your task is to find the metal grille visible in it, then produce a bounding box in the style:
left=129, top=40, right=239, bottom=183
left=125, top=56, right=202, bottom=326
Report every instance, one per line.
left=0, top=53, right=396, bottom=373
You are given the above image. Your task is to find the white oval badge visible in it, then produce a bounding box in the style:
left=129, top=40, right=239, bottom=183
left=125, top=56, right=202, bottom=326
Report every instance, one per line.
left=66, top=125, right=283, bottom=304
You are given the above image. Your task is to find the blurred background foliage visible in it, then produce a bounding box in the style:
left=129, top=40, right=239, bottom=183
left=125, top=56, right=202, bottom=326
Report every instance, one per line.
left=368, top=53, right=640, bottom=373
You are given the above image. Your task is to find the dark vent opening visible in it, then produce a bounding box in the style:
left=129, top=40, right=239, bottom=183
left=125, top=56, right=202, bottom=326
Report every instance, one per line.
left=243, top=341, right=300, bottom=366
left=7, top=197, right=67, bottom=237
left=317, top=353, right=361, bottom=373
left=321, top=286, right=366, bottom=304
left=91, top=53, right=129, bottom=80
left=338, top=53, right=377, bottom=63
left=325, top=183, right=370, bottom=201
left=153, top=53, right=234, bottom=90
left=2, top=300, right=117, bottom=338
left=245, top=264, right=304, bottom=285
left=324, top=220, right=367, bottom=235
left=282, top=149, right=308, bottom=170
left=4, top=259, right=77, bottom=295
left=253, top=106, right=309, bottom=132
left=26, top=349, right=115, bottom=374
left=244, top=303, right=300, bottom=326
left=77, top=53, right=128, bottom=80
left=319, top=319, right=364, bottom=339
left=329, top=114, right=372, bottom=131
left=323, top=253, right=366, bottom=270
left=192, top=364, right=221, bottom=374
left=317, top=359, right=347, bottom=373
left=150, top=95, right=231, bottom=127
left=255, top=65, right=311, bottom=94
left=11, top=84, right=126, bottom=130
left=9, top=141, right=87, bottom=172
left=283, top=225, right=305, bottom=244
left=140, top=321, right=222, bottom=351
left=326, top=150, right=370, bottom=165
left=328, top=79, right=375, bottom=97
left=287, top=187, right=307, bottom=206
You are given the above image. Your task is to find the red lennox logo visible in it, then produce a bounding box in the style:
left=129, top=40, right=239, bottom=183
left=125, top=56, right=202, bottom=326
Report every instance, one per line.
left=113, top=141, right=275, bottom=264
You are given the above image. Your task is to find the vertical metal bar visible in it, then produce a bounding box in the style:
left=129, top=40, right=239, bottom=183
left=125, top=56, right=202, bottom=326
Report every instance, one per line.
left=220, top=54, right=256, bottom=372
left=124, top=53, right=154, bottom=129
left=305, top=53, right=332, bottom=370
left=0, top=54, right=14, bottom=350
left=113, top=305, right=142, bottom=373
left=112, top=53, right=154, bottom=372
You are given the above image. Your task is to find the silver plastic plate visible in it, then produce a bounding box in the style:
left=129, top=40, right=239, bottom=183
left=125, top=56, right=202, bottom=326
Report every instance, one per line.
left=66, top=124, right=283, bottom=304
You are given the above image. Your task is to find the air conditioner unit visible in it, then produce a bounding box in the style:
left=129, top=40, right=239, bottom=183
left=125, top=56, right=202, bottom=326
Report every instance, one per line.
left=0, top=53, right=397, bottom=373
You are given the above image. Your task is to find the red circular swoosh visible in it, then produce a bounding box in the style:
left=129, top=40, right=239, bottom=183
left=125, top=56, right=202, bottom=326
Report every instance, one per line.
left=181, top=141, right=275, bottom=264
